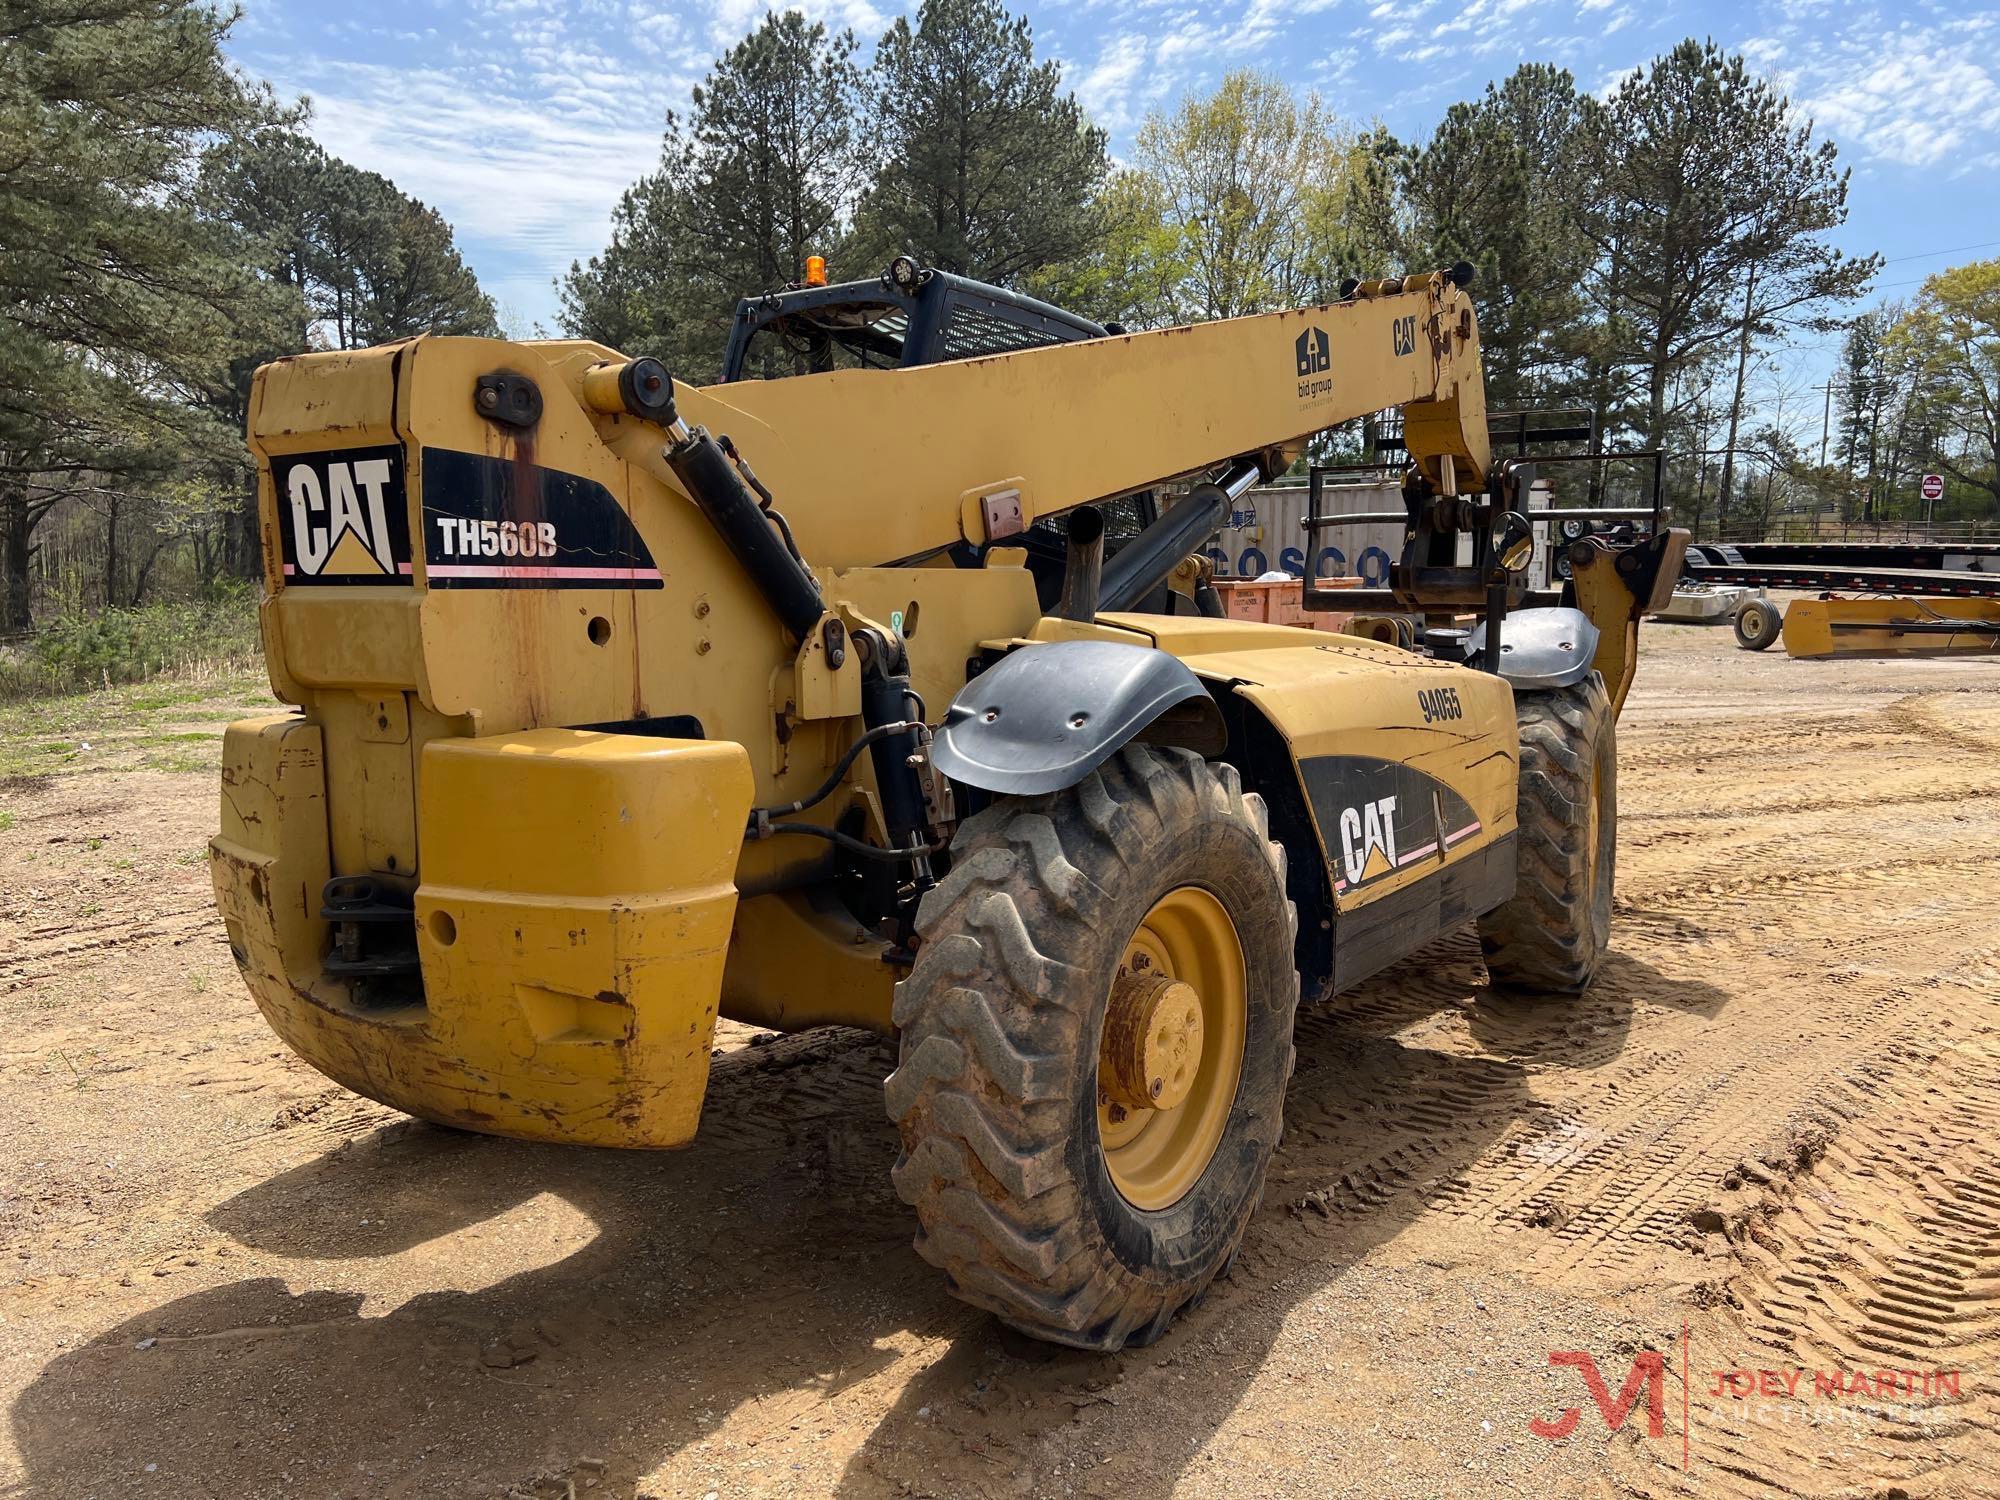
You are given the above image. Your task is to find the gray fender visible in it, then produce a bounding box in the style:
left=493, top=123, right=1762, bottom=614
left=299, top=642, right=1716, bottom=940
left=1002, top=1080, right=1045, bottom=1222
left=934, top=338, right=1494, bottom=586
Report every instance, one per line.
left=930, top=640, right=1227, bottom=796
left=1465, top=606, right=1600, bottom=690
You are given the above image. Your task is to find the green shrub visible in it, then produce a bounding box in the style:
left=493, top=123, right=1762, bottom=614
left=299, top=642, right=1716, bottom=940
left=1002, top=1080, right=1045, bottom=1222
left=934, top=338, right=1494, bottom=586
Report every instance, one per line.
left=0, top=587, right=262, bottom=700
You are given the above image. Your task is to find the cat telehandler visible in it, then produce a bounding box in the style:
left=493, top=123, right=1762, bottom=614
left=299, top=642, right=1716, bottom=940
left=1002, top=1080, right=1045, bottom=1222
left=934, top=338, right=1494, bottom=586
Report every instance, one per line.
left=213, top=255, right=1685, bottom=1350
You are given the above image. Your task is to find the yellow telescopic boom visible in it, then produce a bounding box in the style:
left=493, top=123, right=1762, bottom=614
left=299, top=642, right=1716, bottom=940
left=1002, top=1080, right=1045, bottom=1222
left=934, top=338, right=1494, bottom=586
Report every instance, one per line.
left=582, top=268, right=1491, bottom=568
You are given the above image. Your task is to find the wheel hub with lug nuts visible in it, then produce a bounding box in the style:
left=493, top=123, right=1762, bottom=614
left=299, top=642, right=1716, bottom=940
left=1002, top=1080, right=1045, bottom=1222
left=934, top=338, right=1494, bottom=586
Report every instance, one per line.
left=1100, top=972, right=1205, bottom=1113
left=1094, top=885, right=1248, bottom=1211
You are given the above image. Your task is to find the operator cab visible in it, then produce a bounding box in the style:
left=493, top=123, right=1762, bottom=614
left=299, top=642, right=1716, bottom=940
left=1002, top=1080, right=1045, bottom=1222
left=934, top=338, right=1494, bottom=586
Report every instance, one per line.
left=722, top=256, right=1149, bottom=607
left=719, top=255, right=1110, bottom=383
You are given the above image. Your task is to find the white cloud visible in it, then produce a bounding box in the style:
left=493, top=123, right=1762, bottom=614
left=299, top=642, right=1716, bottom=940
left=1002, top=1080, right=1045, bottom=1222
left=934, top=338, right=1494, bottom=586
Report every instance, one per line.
left=1739, top=34, right=1786, bottom=68
left=1796, top=30, right=2000, bottom=169
left=281, top=59, right=668, bottom=284
left=1074, top=32, right=1152, bottom=132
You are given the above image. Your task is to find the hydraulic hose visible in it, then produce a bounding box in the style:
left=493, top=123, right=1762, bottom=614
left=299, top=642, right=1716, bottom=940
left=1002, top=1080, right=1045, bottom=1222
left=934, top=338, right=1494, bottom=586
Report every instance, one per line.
left=756, top=822, right=946, bottom=863
left=746, top=719, right=922, bottom=827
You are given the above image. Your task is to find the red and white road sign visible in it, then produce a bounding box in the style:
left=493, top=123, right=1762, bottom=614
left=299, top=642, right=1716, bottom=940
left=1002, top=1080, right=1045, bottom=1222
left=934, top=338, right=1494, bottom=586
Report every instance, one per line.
left=1921, top=473, right=1945, bottom=502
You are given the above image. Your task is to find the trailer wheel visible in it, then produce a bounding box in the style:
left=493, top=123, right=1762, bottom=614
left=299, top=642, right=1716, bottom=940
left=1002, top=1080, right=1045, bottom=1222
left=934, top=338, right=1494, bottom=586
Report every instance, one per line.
left=1477, top=673, right=1615, bottom=996
left=885, top=745, right=1298, bottom=1351
left=1733, top=597, right=1782, bottom=651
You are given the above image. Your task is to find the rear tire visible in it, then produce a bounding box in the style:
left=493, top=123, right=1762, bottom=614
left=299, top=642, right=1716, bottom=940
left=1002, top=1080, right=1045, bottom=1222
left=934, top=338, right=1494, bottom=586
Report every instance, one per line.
left=1477, top=674, right=1615, bottom=996
left=1733, top=597, right=1782, bottom=650
left=885, top=745, right=1298, bottom=1351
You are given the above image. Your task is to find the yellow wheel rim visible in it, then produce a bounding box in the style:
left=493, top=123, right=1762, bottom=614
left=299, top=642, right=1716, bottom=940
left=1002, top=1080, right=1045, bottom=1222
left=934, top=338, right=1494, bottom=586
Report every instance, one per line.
left=1587, top=756, right=1602, bottom=878
left=1096, top=886, right=1247, bottom=1211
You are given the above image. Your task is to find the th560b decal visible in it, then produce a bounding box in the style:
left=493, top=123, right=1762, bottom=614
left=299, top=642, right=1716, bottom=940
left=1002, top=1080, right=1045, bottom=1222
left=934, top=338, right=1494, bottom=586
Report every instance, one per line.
left=1300, top=755, right=1483, bottom=896
left=421, top=449, right=661, bottom=589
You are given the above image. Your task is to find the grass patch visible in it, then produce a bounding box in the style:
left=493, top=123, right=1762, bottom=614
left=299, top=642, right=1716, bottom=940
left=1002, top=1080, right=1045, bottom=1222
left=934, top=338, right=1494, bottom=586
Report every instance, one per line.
left=0, top=589, right=261, bottom=701
left=0, top=665, right=274, bottom=779
left=0, top=811, right=13, bottom=832
left=0, top=589, right=278, bottom=778
left=0, top=741, right=82, bottom=777
left=128, top=689, right=211, bottom=711
left=139, top=751, right=210, bottom=774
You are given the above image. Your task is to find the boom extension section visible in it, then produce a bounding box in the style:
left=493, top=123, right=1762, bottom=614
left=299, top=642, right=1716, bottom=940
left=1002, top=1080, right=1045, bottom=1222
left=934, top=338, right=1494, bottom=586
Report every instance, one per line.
left=580, top=263, right=1492, bottom=579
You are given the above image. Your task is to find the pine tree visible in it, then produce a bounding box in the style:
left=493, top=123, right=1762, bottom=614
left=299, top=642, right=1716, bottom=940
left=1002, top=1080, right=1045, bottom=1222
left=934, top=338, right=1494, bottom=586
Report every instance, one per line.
left=1400, top=66, right=1594, bottom=410
left=671, top=11, right=866, bottom=375
left=1569, top=40, right=1878, bottom=453
left=1836, top=314, right=1884, bottom=479
left=565, top=12, right=865, bottom=380
left=0, top=0, right=278, bottom=628
left=558, top=173, right=704, bottom=369
left=200, top=126, right=495, bottom=569
left=349, top=197, right=497, bottom=347
left=851, top=0, right=1106, bottom=284
left=206, top=129, right=496, bottom=352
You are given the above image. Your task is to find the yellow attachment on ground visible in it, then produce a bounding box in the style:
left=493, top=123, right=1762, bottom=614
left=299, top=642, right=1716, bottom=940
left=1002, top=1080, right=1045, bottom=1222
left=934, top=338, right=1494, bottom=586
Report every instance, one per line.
left=1782, top=595, right=2000, bottom=658
left=1097, top=885, right=1247, bottom=1211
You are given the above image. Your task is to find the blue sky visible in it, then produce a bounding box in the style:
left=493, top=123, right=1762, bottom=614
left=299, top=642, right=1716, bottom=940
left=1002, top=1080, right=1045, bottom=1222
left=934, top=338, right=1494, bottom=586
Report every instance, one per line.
left=227, top=0, right=2000, bottom=420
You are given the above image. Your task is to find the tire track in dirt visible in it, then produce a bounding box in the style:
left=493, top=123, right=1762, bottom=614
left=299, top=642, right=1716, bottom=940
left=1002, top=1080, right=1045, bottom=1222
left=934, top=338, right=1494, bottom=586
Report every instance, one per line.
left=0, top=905, right=217, bottom=997
left=1882, top=692, right=2000, bottom=758
left=1610, top=1032, right=2000, bottom=1499
left=1624, top=778, right=2000, bottom=827
left=1272, top=688, right=1992, bottom=1360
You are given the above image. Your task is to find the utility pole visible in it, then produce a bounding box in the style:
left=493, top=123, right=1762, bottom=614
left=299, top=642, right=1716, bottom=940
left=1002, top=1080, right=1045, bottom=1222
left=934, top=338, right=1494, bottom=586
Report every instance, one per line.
left=1817, top=380, right=1834, bottom=466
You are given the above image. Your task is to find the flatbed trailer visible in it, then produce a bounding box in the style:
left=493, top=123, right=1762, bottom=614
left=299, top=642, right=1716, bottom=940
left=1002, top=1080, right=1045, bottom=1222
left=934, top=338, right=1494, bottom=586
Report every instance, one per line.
left=1687, top=540, right=2000, bottom=572
left=1681, top=547, right=2000, bottom=601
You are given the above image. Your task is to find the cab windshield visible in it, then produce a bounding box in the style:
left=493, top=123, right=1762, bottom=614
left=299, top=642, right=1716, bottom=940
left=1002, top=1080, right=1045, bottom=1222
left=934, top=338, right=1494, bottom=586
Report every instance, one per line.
left=732, top=302, right=910, bottom=379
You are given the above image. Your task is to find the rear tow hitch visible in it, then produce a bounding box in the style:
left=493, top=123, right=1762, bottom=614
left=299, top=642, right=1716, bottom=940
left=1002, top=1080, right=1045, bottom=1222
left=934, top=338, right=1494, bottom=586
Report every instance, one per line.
left=319, top=875, right=420, bottom=991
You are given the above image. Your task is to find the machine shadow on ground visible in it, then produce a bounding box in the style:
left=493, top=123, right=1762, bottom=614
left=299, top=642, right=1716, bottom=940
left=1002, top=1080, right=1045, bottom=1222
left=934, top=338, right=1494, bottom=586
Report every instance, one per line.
left=1464, top=948, right=1731, bottom=1065
left=7, top=934, right=1711, bottom=1498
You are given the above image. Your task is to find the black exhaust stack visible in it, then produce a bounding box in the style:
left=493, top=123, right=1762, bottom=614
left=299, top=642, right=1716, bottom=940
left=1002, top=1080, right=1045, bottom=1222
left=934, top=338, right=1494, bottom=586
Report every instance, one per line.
left=1098, top=461, right=1260, bottom=613
left=1056, top=505, right=1105, bottom=621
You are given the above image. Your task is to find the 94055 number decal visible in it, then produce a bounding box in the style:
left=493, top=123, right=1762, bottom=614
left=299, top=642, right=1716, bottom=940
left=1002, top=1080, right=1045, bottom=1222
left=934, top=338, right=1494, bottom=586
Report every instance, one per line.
left=1418, top=687, right=1463, bottom=724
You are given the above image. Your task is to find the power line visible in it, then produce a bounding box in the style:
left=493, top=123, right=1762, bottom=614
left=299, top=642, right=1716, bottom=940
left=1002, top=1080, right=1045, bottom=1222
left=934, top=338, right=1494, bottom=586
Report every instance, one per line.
left=1879, top=237, right=2000, bottom=265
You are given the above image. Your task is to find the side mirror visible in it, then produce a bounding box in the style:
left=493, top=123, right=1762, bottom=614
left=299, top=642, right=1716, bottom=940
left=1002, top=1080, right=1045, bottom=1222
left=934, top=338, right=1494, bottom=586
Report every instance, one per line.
left=1496, top=511, right=1535, bottom=575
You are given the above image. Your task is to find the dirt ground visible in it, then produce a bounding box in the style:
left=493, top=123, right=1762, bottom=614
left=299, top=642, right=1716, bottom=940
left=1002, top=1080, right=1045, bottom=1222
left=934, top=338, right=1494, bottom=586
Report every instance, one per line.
left=2, top=624, right=1996, bottom=1500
